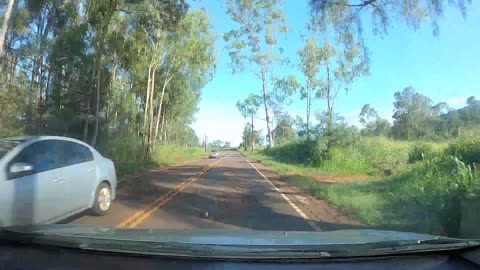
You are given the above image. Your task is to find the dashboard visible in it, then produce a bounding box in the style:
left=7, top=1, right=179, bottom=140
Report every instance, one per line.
left=1, top=243, right=479, bottom=270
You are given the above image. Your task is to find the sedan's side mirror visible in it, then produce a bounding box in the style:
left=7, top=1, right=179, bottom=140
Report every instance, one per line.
left=9, top=162, right=34, bottom=174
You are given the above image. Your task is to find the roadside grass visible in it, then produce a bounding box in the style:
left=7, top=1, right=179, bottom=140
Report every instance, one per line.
left=152, top=145, right=207, bottom=167
left=98, top=136, right=207, bottom=177
left=114, top=146, right=207, bottom=177
left=320, top=137, right=412, bottom=175
left=244, top=137, right=480, bottom=237
left=248, top=137, right=449, bottom=176
left=283, top=158, right=480, bottom=237
left=241, top=149, right=336, bottom=176
left=115, top=160, right=158, bottom=177
left=282, top=175, right=385, bottom=225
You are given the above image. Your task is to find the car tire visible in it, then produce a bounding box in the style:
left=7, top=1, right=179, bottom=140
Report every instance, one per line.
left=91, top=182, right=112, bottom=216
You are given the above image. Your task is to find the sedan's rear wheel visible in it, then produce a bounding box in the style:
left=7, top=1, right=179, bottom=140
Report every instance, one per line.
left=91, top=182, right=112, bottom=216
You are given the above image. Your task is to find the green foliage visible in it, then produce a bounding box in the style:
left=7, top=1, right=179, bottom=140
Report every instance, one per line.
left=242, top=147, right=330, bottom=176
left=236, top=94, right=262, bottom=149
left=446, top=139, right=480, bottom=166
left=309, top=1, right=470, bottom=62
left=389, top=88, right=480, bottom=141
left=241, top=124, right=263, bottom=150
left=1, top=1, right=212, bottom=159
left=262, top=140, right=317, bottom=165
left=250, top=135, right=480, bottom=237
left=274, top=115, right=297, bottom=144
left=408, top=143, right=438, bottom=163
left=236, top=94, right=262, bottom=119
left=98, top=135, right=145, bottom=162
left=277, top=153, right=480, bottom=237
left=297, top=37, right=324, bottom=139
left=96, top=133, right=206, bottom=177
left=0, top=84, right=27, bottom=137
left=255, top=136, right=437, bottom=175
left=391, top=86, right=436, bottom=140
left=151, top=145, right=206, bottom=167
left=224, top=0, right=288, bottom=146
left=320, top=137, right=415, bottom=174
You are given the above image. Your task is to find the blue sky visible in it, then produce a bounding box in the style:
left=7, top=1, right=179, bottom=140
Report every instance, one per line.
left=190, top=1, right=480, bottom=146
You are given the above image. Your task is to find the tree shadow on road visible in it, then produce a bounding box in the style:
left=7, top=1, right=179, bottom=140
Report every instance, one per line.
left=63, top=158, right=381, bottom=232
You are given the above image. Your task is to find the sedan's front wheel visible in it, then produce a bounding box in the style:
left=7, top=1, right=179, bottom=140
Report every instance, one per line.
left=91, top=182, right=112, bottom=216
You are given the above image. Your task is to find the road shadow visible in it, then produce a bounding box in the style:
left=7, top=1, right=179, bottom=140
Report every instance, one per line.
left=117, top=158, right=335, bottom=231
left=61, top=163, right=211, bottom=224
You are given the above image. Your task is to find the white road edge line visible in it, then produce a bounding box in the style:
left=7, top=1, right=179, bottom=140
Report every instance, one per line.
left=240, top=155, right=321, bottom=231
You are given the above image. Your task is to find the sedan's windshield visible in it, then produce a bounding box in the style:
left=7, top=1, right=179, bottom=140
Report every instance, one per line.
left=0, top=140, right=24, bottom=159
left=0, top=0, right=479, bottom=255
left=0, top=146, right=10, bottom=159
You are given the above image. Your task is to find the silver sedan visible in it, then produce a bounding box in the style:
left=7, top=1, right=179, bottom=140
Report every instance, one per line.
left=0, top=136, right=117, bottom=227
left=209, top=150, right=220, bottom=159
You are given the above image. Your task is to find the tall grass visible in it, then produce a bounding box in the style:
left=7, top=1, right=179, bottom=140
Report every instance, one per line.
left=97, top=135, right=207, bottom=177
left=252, top=137, right=435, bottom=175
left=242, top=148, right=335, bottom=176
left=98, top=135, right=145, bottom=162
left=152, top=145, right=206, bottom=166
left=446, top=138, right=480, bottom=166
left=291, top=155, right=479, bottom=237
left=245, top=136, right=480, bottom=237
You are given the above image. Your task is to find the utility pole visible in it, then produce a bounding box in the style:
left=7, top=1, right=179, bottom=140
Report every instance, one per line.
left=204, top=134, right=207, bottom=152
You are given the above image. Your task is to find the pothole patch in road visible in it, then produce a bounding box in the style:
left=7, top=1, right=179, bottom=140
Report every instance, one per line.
left=294, top=195, right=310, bottom=205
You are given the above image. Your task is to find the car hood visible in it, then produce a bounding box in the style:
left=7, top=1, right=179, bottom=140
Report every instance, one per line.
left=1, top=225, right=477, bottom=260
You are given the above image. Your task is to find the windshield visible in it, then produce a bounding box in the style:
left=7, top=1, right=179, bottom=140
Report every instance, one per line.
left=0, top=0, right=479, bottom=255
left=0, top=140, right=24, bottom=159
left=0, top=145, right=11, bottom=159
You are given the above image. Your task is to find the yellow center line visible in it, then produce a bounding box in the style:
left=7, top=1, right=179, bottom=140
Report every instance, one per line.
left=116, top=156, right=227, bottom=229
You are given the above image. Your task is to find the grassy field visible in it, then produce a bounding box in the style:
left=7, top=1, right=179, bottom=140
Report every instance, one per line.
left=114, top=146, right=207, bottom=177
left=243, top=137, right=480, bottom=237
left=97, top=136, right=207, bottom=177
left=251, top=137, right=448, bottom=176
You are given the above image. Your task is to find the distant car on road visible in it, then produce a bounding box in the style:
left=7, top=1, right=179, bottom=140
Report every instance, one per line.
left=209, top=150, right=220, bottom=159
left=0, top=136, right=117, bottom=227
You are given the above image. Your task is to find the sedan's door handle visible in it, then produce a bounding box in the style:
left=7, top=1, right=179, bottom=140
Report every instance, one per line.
left=88, top=168, right=96, bottom=172
left=54, top=178, right=64, bottom=183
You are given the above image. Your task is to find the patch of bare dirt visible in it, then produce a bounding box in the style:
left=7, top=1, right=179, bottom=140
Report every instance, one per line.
left=249, top=160, right=366, bottom=231
left=307, top=173, right=376, bottom=184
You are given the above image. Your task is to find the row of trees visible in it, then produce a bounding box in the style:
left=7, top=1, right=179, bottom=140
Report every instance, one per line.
left=389, top=89, right=480, bottom=140
left=239, top=88, right=480, bottom=149
left=0, top=0, right=216, bottom=158
left=230, top=0, right=471, bottom=149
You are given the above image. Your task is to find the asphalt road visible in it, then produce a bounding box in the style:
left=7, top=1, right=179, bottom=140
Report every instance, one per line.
left=69, top=152, right=317, bottom=231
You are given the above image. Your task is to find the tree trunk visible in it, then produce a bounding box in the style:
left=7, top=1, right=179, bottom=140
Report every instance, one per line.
left=148, top=65, right=156, bottom=143
left=251, top=112, right=254, bottom=152
left=9, top=54, right=17, bottom=85
left=164, top=118, right=168, bottom=144
left=83, top=69, right=95, bottom=142
left=90, top=59, right=101, bottom=147
left=153, top=77, right=170, bottom=147
left=37, top=7, right=52, bottom=115
left=143, top=64, right=152, bottom=133
left=326, top=64, right=333, bottom=150
left=261, top=66, right=274, bottom=147
left=144, top=65, right=157, bottom=159
left=160, top=110, right=166, bottom=141
left=0, top=0, right=14, bottom=56
left=306, top=87, right=311, bottom=141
